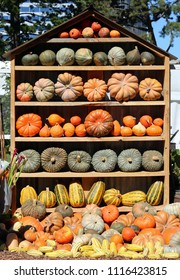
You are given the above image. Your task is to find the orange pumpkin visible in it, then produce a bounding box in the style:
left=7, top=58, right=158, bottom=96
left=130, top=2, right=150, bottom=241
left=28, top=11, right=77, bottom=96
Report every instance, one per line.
left=91, top=21, right=102, bottom=32
left=47, top=113, right=65, bottom=126
left=64, top=216, right=83, bottom=235
left=69, top=28, right=81, bottom=39
left=39, top=123, right=51, bottom=137
left=123, top=115, right=136, bottom=128
left=70, top=115, right=82, bottom=126
left=16, top=82, right=34, bottom=102
left=16, top=113, right=42, bottom=137
left=139, top=78, right=163, bottom=100
left=132, top=233, right=164, bottom=246
left=63, top=123, right=75, bottom=137
left=19, top=216, right=44, bottom=232
left=120, top=126, right=133, bottom=137
left=122, top=227, right=136, bottom=242
left=154, top=210, right=180, bottom=232
left=75, top=124, right=87, bottom=137
left=59, top=32, right=69, bottom=38
left=116, top=212, right=135, bottom=226
left=110, top=120, right=121, bottom=136
left=50, top=123, right=64, bottom=137
left=53, top=225, right=74, bottom=244
left=153, top=117, right=164, bottom=127
left=83, top=78, right=107, bottom=101
left=133, top=213, right=156, bottom=230
left=110, top=30, right=121, bottom=38
left=24, top=226, right=37, bottom=242
left=146, top=124, right=163, bottom=136
left=56, top=243, right=72, bottom=251
left=101, top=205, right=119, bottom=223
left=139, top=115, right=153, bottom=128
left=162, top=227, right=180, bottom=245
left=110, top=233, right=123, bottom=245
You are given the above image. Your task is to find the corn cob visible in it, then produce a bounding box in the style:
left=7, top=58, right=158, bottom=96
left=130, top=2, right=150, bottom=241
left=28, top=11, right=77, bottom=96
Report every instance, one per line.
left=162, top=252, right=179, bottom=259
left=126, top=244, right=144, bottom=252
left=118, top=246, right=127, bottom=254
left=46, top=240, right=57, bottom=247
left=109, top=242, right=117, bottom=256
left=38, top=246, right=54, bottom=253
left=57, top=250, right=73, bottom=258
left=91, top=237, right=102, bottom=250
left=118, top=250, right=140, bottom=259
left=90, top=251, right=106, bottom=258
left=27, top=249, right=43, bottom=256
left=45, top=251, right=62, bottom=258
left=101, top=239, right=109, bottom=251
left=79, top=245, right=93, bottom=252
left=81, top=250, right=96, bottom=257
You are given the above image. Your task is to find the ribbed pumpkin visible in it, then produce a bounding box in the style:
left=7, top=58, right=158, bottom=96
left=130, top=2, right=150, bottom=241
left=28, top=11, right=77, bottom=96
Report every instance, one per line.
left=84, top=109, right=114, bottom=137
left=21, top=52, right=39, bottom=66
left=56, top=48, right=75, bottom=66
left=91, top=149, right=117, bottom=172
left=20, top=185, right=38, bottom=205
left=19, top=149, right=41, bottom=173
left=108, top=46, right=126, bottom=66
left=83, top=78, right=107, bottom=101
left=16, top=113, right=42, bottom=137
left=67, top=150, right=91, bottom=172
left=146, top=181, right=164, bottom=206
left=117, top=148, right=142, bottom=172
left=103, top=188, right=122, bottom=206
left=75, top=48, right=93, bottom=66
left=93, top=51, right=108, bottom=66
left=55, top=72, right=83, bottom=101
left=38, top=187, right=56, bottom=208
left=139, top=78, right=163, bottom=100
left=39, top=49, right=56, bottom=66
left=33, top=78, right=55, bottom=102
left=41, top=147, right=67, bottom=172
left=121, top=191, right=147, bottom=206
left=54, top=184, right=69, bottom=205
left=107, top=72, right=139, bottom=102
left=69, top=181, right=85, bottom=207
left=21, top=199, right=46, bottom=220
left=16, top=82, right=34, bottom=102
left=86, top=181, right=105, bottom=206
left=142, top=150, right=164, bottom=171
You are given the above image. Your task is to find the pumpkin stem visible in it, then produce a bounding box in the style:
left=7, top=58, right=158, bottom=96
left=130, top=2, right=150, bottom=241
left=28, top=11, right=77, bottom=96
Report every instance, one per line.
left=127, top=157, right=133, bottom=164
left=77, top=155, right=81, bottom=163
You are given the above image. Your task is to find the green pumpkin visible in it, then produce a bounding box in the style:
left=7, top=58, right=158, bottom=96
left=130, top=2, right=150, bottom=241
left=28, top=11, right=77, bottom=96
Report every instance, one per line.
left=21, top=52, right=39, bottom=66
left=118, top=148, right=142, bottom=172
left=75, top=48, right=93, bottom=66
left=93, top=52, right=108, bottom=66
left=39, top=49, right=56, bottom=66
left=56, top=48, right=75, bottom=66
left=108, top=46, right=126, bottom=66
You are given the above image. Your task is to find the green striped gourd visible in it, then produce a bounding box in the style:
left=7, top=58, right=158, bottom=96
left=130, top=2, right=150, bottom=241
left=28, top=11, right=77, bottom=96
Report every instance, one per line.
left=86, top=181, right=105, bottom=206
left=54, top=184, right=69, bottom=205
left=121, top=191, right=146, bottom=206
left=103, top=188, right=122, bottom=206
left=20, top=185, right=38, bottom=205
left=146, top=181, right=164, bottom=206
left=38, top=187, right=56, bottom=208
left=69, top=182, right=85, bottom=207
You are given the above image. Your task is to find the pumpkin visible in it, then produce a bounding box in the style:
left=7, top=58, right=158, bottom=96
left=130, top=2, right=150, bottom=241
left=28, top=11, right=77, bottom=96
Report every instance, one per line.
left=16, top=113, right=42, bottom=137
left=67, top=150, right=91, bottom=172
left=139, top=115, right=153, bottom=128
left=19, top=149, right=41, bottom=173
left=133, top=213, right=156, bottom=230
left=82, top=204, right=102, bottom=217
left=59, top=31, right=69, bottom=38
left=98, top=27, right=110, bottom=38
left=54, top=184, right=70, bottom=205
left=75, top=48, right=93, bottom=66
left=21, top=199, right=46, bottom=220
left=33, top=78, right=55, bottom=102
left=69, top=28, right=81, bottom=39
left=123, top=115, right=136, bottom=128
left=163, top=203, right=180, bottom=217
left=122, top=227, right=136, bottom=242
left=56, top=48, right=75, bottom=66
left=132, top=201, right=157, bottom=218
left=75, top=123, right=87, bottom=137
left=55, top=204, right=73, bottom=218
left=116, top=212, right=135, bottom=226
left=41, top=212, right=64, bottom=234
left=162, top=227, right=180, bottom=245
left=64, top=216, right=83, bottom=235
left=16, top=82, right=34, bottom=102
left=111, top=120, right=121, bottom=136
left=55, top=72, right=83, bottom=101
left=69, top=181, right=85, bottom=207
left=54, top=225, right=74, bottom=244
left=107, top=72, right=139, bottom=102
left=101, top=229, right=120, bottom=241
left=101, top=205, right=119, bottom=223
left=50, top=123, right=64, bottom=137
left=39, top=123, right=51, bottom=137
left=139, top=78, right=163, bottom=100
left=83, top=78, right=107, bottom=101
left=84, top=109, right=114, bottom=137
left=93, top=52, right=108, bottom=66
left=82, top=214, right=105, bottom=234
left=70, top=115, right=82, bottom=126
left=153, top=117, right=164, bottom=127
left=82, top=27, right=94, bottom=38
left=91, top=21, right=102, bottom=32
left=108, top=46, right=126, bottom=66
left=39, top=49, right=56, bottom=66
left=154, top=210, right=180, bottom=232
left=132, top=233, right=164, bottom=246
left=47, top=114, right=65, bottom=126
left=20, top=185, right=38, bottom=205
left=86, top=181, right=106, bottom=206
left=63, top=123, right=75, bottom=137
left=72, top=233, right=92, bottom=246
left=41, top=147, right=67, bottom=172
left=140, top=51, right=155, bottom=65
left=24, top=226, right=37, bottom=242
left=110, top=221, right=125, bottom=233
left=103, top=188, right=122, bottom=206
left=38, top=187, right=56, bottom=208
left=146, top=124, right=163, bottom=136
left=21, top=52, right=39, bottom=66
left=120, top=126, right=133, bottom=136
left=91, top=149, right=117, bottom=172
left=19, top=216, right=44, bottom=232
left=132, top=122, right=146, bottom=136
left=169, top=231, right=180, bottom=247
left=117, top=148, right=142, bottom=172
left=121, top=191, right=146, bottom=206
left=146, top=181, right=164, bottom=205
left=110, top=30, right=121, bottom=38
left=126, top=46, right=141, bottom=65
left=142, top=150, right=164, bottom=171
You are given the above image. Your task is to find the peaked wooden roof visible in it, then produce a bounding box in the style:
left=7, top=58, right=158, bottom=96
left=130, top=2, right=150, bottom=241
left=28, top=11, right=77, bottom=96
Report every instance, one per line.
left=3, top=5, right=177, bottom=60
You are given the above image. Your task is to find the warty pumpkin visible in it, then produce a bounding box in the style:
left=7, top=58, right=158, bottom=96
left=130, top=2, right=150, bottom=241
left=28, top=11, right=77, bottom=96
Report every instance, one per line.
left=83, top=78, right=107, bottom=101
left=139, top=78, right=163, bottom=100
left=20, top=185, right=38, bottom=205
left=117, top=148, right=142, bottom=172
left=16, top=113, right=42, bottom=137
left=107, top=72, right=139, bottom=102
left=55, top=72, right=83, bottom=101
left=38, top=187, right=56, bottom=208
left=84, top=109, right=114, bottom=137
left=67, top=150, right=92, bottom=172
left=19, top=149, right=41, bottom=173
left=41, top=147, right=67, bottom=172
left=33, top=78, right=55, bottom=102
left=91, top=149, right=117, bottom=172
left=16, top=82, right=34, bottom=102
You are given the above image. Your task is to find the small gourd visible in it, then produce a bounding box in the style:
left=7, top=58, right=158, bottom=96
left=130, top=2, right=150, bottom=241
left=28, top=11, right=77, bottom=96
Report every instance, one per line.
left=142, top=150, right=164, bottom=171
left=140, top=51, right=155, bottom=65
left=21, top=52, right=39, bottom=66
left=118, top=148, right=142, bottom=172
left=103, top=188, right=122, bottom=206
left=55, top=204, right=73, bottom=218
left=93, top=52, right=108, bottom=66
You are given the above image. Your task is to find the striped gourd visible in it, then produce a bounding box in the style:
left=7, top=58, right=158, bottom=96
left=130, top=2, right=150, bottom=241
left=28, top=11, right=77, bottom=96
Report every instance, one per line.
left=54, top=184, right=69, bottom=205
left=38, top=187, right=56, bottom=208
left=146, top=181, right=164, bottom=206
left=86, top=181, right=105, bottom=206
left=20, top=185, right=38, bottom=205
left=103, top=188, right=122, bottom=206
left=69, top=182, right=85, bottom=207
left=121, top=191, right=146, bottom=206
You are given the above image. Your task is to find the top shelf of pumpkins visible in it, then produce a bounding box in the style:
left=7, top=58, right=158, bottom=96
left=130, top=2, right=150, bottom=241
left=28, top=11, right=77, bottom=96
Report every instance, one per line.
left=20, top=21, right=157, bottom=67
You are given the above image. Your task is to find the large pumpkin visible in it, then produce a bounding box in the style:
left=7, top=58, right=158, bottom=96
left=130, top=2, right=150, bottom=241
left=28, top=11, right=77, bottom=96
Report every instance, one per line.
left=139, top=78, right=163, bottom=100
left=84, top=109, right=114, bottom=137
left=33, top=78, right=55, bottom=102
left=107, top=72, right=139, bottom=101
left=83, top=78, right=107, bottom=101
left=21, top=199, right=46, bottom=220
left=16, top=113, right=42, bottom=137
left=55, top=72, right=83, bottom=101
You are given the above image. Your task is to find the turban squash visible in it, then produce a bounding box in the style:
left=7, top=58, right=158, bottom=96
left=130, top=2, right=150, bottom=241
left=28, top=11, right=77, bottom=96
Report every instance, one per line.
left=55, top=72, right=83, bottom=101
left=83, top=78, right=107, bottom=101
left=84, top=109, right=114, bottom=137
left=107, top=72, right=139, bottom=101
left=16, top=113, right=42, bottom=137
left=139, top=78, right=163, bottom=100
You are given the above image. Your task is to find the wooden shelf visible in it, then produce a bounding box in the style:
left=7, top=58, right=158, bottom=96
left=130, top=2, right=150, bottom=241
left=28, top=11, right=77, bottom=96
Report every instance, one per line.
left=47, top=37, right=137, bottom=43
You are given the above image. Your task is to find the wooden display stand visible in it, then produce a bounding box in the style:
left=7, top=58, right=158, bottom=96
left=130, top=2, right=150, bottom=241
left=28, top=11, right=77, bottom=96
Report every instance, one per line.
left=4, top=7, right=175, bottom=213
